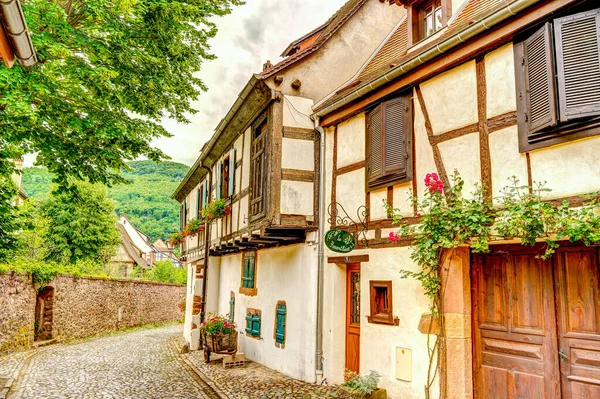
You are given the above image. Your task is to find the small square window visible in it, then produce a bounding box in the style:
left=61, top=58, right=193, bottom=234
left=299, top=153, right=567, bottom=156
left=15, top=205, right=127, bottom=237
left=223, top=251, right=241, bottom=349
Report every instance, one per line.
left=368, top=281, right=399, bottom=326
left=407, top=0, right=450, bottom=46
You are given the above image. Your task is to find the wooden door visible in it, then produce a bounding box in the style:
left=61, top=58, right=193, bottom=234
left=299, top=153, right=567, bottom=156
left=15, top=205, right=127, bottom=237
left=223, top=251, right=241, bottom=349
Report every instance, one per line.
left=345, top=264, right=361, bottom=374
left=472, top=250, right=560, bottom=398
left=555, top=247, right=600, bottom=398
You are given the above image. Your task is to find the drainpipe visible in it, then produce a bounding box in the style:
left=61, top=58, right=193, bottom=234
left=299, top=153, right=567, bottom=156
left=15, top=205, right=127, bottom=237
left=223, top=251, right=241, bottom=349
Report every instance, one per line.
left=314, top=117, right=326, bottom=383
left=199, top=165, right=212, bottom=324
left=0, top=0, right=37, bottom=66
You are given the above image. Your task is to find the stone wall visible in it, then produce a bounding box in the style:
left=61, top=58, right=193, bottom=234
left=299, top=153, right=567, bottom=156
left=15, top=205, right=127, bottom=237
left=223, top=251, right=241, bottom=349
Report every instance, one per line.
left=0, top=273, right=186, bottom=352
left=50, top=275, right=186, bottom=340
left=0, top=272, right=36, bottom=353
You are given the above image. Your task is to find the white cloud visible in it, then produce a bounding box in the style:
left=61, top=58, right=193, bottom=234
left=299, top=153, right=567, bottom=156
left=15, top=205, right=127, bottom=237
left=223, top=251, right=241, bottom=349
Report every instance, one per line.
left=154, top=0, right=348, bottom=166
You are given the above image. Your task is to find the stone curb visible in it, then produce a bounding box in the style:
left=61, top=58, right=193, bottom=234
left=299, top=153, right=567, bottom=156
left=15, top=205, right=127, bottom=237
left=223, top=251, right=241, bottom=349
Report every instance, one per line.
left=0, top=348, right=44, bottom=399
left=169, top=339, right=227, bottom=399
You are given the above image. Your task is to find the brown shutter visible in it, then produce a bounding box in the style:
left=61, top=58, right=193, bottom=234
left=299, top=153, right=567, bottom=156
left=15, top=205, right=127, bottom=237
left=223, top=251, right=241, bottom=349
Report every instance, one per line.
left=368, top=104, right=382, bottom=182
left=383, top=97, right=407, bottom=175
left=523, top=22, right=557, bottom=135
left=554, top=10, right=600, bottom=121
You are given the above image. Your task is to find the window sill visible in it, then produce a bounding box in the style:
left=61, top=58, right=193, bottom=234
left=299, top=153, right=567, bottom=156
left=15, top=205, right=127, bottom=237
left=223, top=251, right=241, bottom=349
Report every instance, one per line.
left=239, top=287, right=258, bottom=296
left=367, top=315, right=399, bottom=326
left=368, top=175, right=412, bottom=192
left=244, top=332, right=261, bottom=340
left=275, top=342, right=286, bottom=349
left=519, top=118, right=600, bottom=152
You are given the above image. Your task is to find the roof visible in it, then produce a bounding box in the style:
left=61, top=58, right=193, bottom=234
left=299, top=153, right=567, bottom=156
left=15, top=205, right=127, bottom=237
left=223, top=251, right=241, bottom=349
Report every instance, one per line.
left=119, top=216, right=154, bottom=254
left=152, top=238, right=170, bottom=251
left=315, top=0, right=519, bottom=112
left=116, top=223, right=150, bottom=269
left=261, top=0, right=368, bottom=78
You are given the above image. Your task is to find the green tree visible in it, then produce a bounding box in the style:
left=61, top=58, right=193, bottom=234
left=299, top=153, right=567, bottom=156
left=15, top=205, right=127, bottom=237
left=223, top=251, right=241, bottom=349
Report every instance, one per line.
left=150, top=260, right=187, bottom=285
left=0, top=177, right=20, bottom=261
left=40, top=182, right=120, bottom=264
left=0, top=0, right=242, bottom=245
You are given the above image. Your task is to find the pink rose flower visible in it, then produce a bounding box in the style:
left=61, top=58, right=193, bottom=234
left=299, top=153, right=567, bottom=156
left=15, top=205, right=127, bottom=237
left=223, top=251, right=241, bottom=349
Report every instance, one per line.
left=389, top=232, right=399, bottom=243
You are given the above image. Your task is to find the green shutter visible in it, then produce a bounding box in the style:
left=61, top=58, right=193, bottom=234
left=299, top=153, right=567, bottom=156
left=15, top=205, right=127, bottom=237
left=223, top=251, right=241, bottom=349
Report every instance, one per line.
left=245, top=313, right=252, bottom=335
left=201, top=182, right=207, bottom=209
left=216, top=162, right=222, bottom=200
left=228, top=148, right=236, bottom=198
left=251, top=314, right=261, bottom=336
left=229, top=296, right=235, bottom=323
left=275, top=304, right=286, bottom=344
left=196, top=188, right=201, bottom=218
left=241, top=258, right=251, bottom=288
left=248, top=256, right=255, bottom=289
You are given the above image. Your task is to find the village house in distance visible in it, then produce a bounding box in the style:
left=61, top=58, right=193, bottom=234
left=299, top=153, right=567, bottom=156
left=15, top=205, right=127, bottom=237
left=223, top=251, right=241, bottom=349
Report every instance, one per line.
left=174, top=0, right=600, bottom=398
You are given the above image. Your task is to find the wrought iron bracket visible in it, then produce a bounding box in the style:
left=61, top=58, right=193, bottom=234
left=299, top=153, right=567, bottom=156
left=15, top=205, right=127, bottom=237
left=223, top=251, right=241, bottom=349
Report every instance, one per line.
left=327, top=202, right=370, bottom=247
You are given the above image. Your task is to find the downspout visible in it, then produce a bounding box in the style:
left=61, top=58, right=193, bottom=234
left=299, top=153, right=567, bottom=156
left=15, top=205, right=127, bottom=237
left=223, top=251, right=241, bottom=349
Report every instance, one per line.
left=199, top=165, right=212, bottom=324
left=314, top=117, right=326, bottom=383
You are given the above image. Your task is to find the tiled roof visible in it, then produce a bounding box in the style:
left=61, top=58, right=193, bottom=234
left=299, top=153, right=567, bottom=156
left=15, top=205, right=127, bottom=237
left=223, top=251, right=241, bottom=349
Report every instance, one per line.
left=261, top=0, right=368, bottom=78
left=316, top=0, right=518, bottom=111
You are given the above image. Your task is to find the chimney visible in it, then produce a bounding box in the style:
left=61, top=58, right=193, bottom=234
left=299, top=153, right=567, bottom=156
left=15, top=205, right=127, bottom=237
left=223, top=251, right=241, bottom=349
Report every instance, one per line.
left=263, top=60, right=273, bottom=71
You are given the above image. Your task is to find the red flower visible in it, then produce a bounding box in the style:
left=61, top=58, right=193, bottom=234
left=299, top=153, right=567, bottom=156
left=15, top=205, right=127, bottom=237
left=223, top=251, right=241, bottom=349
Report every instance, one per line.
left=389, top=232, right=399, bottom=243
left=416, top=213, right=422, bottom=217
left=424, top=173, right=443, bottom=194
left=224, top=205, right=231, bottom=215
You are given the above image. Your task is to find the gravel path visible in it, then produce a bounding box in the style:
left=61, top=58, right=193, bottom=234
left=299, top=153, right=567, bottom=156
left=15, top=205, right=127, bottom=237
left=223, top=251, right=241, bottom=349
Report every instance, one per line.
left=6, top=324, right=215, bottom=399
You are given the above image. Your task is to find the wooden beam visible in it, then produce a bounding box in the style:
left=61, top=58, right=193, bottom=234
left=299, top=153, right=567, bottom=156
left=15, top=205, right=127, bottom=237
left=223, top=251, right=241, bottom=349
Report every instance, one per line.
left=327, top=255, right=369, bottom=264
left=283, top=127, right=316, bottom=141
left=281, top=169, right=314, bottom=182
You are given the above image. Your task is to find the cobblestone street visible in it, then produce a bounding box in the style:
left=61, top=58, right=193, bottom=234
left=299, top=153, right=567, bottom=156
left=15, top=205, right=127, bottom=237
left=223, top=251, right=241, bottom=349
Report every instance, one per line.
left=3, top=325, right=216, bottom=399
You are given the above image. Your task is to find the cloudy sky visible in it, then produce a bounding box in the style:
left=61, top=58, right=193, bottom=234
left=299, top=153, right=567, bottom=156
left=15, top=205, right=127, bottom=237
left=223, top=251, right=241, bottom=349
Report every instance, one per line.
left=154, top=0, right=349, bottom=167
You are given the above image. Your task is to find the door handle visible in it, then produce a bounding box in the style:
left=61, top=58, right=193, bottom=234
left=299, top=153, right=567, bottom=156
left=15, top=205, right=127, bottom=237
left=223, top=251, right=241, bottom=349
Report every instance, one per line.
left=559, top=349, right=568, bottom=360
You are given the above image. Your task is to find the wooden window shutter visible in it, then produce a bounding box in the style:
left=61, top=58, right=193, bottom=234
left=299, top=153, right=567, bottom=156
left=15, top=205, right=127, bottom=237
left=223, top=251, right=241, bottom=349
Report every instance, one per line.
left=522, top=22, right=558, bottom=135
left=245, top=312, right=252, bottom=334
left=275, top=303, right=286, bottom=344
left=247, top=255, right=255, bottom=288
left=201, top=182, right=207, bottom=210
left=228, top=148, right=236, bottom=198
left=554, top=10, right=600, bottom=121
left=196, top=188, right=201, bottom=218
left=383, top=97, right=408, bottom=175
left=183, top=202, right=187, bottom=224
left=368, top=104, right=383, bottom=181
left=216, top=163, right=222, bottom=200
left=179, top=204, right=184, bottom=230
left=229, top=295, right=235, bottom=323
left=251, top=314, right=261, bottom=336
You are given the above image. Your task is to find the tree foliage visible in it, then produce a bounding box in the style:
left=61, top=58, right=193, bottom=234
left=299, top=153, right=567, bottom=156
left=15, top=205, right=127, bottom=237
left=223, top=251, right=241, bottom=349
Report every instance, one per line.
left=39, top=181, right=120, bottom=264
left=2, top=0, right=241, bottom=187
left=22, top=160, right=189, bottom=241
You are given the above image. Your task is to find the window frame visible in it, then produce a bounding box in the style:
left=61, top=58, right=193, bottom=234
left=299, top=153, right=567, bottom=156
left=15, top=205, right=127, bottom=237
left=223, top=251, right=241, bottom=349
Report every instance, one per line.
left=365, top=93, right=413, bottom=192
left=367, top=280, right=399, bottom=326
left=249, top=112, right=269, bottom=221
left=407, top=0, right=451, bottom=46
left=515, top=8, right=600, bottom=152
left=239, top=250, right=258, bottom=296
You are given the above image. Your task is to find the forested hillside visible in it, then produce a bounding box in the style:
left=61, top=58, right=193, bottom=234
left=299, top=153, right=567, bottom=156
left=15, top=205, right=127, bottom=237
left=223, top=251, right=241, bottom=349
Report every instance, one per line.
left=21, top=161, right=189, bottom=242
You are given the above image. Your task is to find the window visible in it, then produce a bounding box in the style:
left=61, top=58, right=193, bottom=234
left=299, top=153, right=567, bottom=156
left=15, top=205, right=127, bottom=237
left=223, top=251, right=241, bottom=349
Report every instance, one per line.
left=407, top=0, right=450, bottom=46
left=274, top=301, right=287, bottom=348
left=367, top=281, right=398, bottom=325
left=196, top=187, right=201, bottom=218
left=366, top=94, right=412, bottom=190
left=515, top=9, right=600, bottom=151
left=240, top=250, right=257, bottom=296
left=250, top=115, right=268, bottom=219
left=245, top=308, right=261, bottom=338
left=229, top=292, right=235, bottom=323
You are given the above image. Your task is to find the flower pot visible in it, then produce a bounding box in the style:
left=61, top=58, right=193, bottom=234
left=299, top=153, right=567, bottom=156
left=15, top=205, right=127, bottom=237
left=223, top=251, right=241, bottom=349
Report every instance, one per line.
left=340, top=387, right=387, bottom=399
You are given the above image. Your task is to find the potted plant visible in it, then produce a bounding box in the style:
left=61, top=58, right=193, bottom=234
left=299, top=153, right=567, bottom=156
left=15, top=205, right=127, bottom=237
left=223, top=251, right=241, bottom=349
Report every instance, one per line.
left=184, top=218, right=204, bottom=236
left=200, top=313, right=238, bottom=362
left=168, top=232, right=184, bottom=246
left=341, top=371, right=387, bottom=399
left=202, top=199, right=232, bottom=223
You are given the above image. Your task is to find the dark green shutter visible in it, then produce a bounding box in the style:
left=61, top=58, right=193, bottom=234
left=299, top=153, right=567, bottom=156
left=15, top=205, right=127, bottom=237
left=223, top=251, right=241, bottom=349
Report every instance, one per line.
left=275, top=304, right=286, bottom=344
left=242, top=257, right=251, bottom=288
left=228, top=148, right=236, bottom=198
left=248, top=256, right=255, bottom=289
left=554, top=10, right=600, bottom=121
left=229, top=296, right=235, bottom=323
left=201, top=182, right=207, bottom=209
left=245, top=312, right=252, bottom=335
left=196, top=188, right=201, bottom=218
left=216, top=162, right=222, bottom=200
left=251, top=314, right=261, bottom=336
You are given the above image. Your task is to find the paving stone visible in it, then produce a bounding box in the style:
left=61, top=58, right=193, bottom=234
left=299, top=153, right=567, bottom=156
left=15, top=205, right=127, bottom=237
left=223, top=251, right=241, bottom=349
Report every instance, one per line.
left=6, top=325, right=212, bottom=399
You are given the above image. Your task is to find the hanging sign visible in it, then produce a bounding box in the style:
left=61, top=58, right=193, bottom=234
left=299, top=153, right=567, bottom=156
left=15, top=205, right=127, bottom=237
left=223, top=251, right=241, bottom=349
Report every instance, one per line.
left=325, top=229, right=355, bottom=253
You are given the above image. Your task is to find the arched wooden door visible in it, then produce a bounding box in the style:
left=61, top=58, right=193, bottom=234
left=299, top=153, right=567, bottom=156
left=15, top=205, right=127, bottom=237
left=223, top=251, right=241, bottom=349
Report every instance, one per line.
left=345, top=263, right=361, bottom=374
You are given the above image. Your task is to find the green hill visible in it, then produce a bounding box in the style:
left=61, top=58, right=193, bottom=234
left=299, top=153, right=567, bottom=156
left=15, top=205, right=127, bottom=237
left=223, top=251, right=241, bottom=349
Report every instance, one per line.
left=21, top=161, right=189, bottom=242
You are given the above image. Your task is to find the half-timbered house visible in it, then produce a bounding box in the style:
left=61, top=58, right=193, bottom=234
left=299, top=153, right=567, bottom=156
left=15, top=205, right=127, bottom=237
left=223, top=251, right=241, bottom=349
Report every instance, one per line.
left=173, top=0, right=403, bottom=382
left=314, top=0, right=600, bottom=397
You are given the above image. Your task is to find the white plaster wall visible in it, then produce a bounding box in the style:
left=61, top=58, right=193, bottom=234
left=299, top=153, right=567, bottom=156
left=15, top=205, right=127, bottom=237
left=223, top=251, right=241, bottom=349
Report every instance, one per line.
left=413, top=93, right=439, bottom=196
left=183, top=264, right=195, bottom=344
left=265, top=1, right=404, bottom=103
left=393, top=182, right=414, bottom=217
left=322, top=246, right=432, bottom=399
left=283, top=96, right=314, bottom=129
left=489, top=126, right=528, bottom=204
left=529, top=136, right=600, bottom=199
left=216, top=245, right=319, bottom=382
left=239, top=195, right=249, bottom=230
left=485, top=43, right=516, bottom=119
left=205, top=257, right=221, bottom=315
left=336, top=169, right=366, bottom=217
left=420, top=61, right=478, bottom=134
left=337, top=114, right=366, bottom=169
left=437, top=133, right=481, bottom=197
left=280, top=181, right=314, bottom=215
left=282, top=138, right=314, bottom=171
left=369, top=187, right=388, bottom=221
